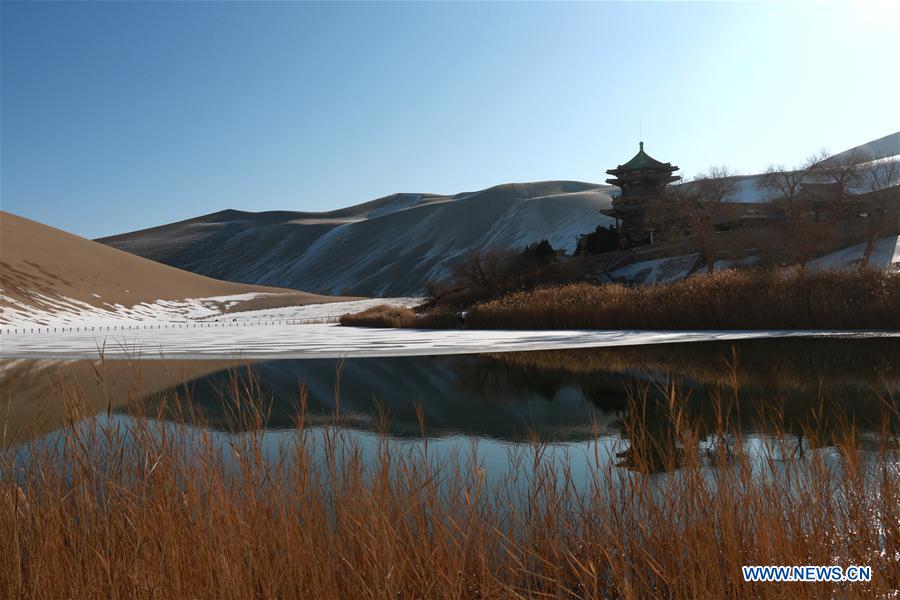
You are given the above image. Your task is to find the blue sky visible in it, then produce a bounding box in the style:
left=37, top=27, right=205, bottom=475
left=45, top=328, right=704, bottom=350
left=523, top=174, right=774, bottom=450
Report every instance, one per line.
left=2, top=1, right=898, bottom=238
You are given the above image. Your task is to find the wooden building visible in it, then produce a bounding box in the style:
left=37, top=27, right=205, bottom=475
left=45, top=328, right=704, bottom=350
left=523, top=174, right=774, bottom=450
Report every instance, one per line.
left=604, top=142, right=680, bottom=245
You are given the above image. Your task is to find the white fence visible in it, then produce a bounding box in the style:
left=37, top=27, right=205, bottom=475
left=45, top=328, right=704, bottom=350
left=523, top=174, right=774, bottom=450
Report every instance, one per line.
left=0, top=314, right=345, bottom=336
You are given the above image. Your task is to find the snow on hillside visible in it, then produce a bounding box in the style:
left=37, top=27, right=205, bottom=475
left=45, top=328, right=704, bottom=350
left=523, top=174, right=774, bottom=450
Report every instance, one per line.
left=611, top=254, right=700, bottom=285
left=98, top=134, right=898, bottom=297
left=825, top=132, right=900, bottom=166
left=810, top=235, right=900, bottom=272
left=0, top=293, right=419, bottom=329
left=609, top=235, right=899, bottom=285
left=673, top=154, right=900, bottom=204
left=726, top=175, right=771, bottom=203
left=675, top=133, right=900, bottom=203
left=848, top=155, right=900, bottom=194
left=101, top=182, right=615, bottom=297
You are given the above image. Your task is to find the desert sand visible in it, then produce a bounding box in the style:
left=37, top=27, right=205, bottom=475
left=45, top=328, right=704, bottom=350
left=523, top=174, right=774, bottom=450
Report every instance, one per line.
left=99, top=182, right=616, bottom=296
left=0, top=211, right=357, bottom=321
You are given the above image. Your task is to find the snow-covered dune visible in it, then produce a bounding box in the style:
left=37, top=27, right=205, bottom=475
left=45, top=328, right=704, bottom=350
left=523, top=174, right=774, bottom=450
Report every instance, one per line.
left=824, top=132, right=900, bottom=166
left=100, top=181, right=616, bottom=297
left=0, top=211, right=357, bottom=326
left=99, top=134, right=899, bottom=296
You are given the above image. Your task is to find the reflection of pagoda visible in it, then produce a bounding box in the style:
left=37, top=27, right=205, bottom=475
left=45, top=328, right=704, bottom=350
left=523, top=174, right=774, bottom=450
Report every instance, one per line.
left=605, top=142, right=680, bottom=245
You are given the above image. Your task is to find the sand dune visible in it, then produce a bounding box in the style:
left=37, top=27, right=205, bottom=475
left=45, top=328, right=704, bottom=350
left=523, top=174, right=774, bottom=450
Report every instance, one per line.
left=825, top=131, right=900, bottom=166
left=0, top=211, right=352, bottom=324
left=99, top=181, right=616, bottom=296
left=97, top=133, right=899, bottom=296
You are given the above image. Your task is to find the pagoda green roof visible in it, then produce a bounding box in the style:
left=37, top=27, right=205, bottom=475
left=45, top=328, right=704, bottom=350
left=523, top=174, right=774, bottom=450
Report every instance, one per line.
left=609, top=142, right=677, bottom=173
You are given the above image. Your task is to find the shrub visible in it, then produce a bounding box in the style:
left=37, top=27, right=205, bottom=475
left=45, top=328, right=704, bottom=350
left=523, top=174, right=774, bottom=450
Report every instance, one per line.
left=340, top=305, right=460, bottom=328
left=576, top=224, right=621, bottom=255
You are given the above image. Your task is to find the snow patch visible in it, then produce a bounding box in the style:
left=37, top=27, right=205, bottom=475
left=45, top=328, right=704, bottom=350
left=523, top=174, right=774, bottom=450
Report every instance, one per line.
left=810, top=235, right=900, bottom=272
left=612, top=254, right=700, bottom=284
left=0, top=292, right=421, bottom=329
left=714, top=256, right=760, bottom=271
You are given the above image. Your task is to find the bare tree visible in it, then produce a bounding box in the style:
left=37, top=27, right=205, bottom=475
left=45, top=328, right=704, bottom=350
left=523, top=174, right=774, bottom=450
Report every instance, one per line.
left=857, top=158, right=900, bottom=269
left=451, top=247, right=556, bottom=300
left=649, top=166, right=739, bottom=273
left=695, top=165, right=740, bottom=203
left=817, top=149, right=868, bottom=223
left=452, top=249, right=519, bottom=297
left=691, top=166, right=740, bottom=272
left=761, top=151, right=832, bottom=276
left=761, top=150, right=830, bottom=204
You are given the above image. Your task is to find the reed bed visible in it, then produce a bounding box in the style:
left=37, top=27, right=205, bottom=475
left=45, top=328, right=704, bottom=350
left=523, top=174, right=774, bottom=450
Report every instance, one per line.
left=343, top=269, right=900, bottom=330
left=469, top=269, right=900, bottom=330
left=1, top=368, right=898, bottom=599
left=340, top=305, right=458, bottom=328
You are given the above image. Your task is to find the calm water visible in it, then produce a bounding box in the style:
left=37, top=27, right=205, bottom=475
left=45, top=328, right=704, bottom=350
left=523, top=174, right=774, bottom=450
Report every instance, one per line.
left=4, top=337, right=898, bottom=464
left=135, top=337, right=900, bottom=441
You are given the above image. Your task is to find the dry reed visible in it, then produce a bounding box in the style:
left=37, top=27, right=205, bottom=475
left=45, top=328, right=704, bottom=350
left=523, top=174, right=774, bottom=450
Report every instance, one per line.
left=1, top=365, right=898, bottom=599
left=340, top=305, right=458, bottom=328
left=342, top=269, right=900, bottom=330
left=468, top=269, right=900, bottom=330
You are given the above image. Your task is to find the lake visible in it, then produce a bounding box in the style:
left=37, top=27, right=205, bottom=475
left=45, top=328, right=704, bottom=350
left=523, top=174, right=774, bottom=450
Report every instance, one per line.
left=4, top=336, right=897, bottom=480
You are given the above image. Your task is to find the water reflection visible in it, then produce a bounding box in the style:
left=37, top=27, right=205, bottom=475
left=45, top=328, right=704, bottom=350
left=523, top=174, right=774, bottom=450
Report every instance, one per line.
left=2, top=338, right=897, bottom=455
left=142, top=356, right=618, bottom=441
left=150, top=337, right=899, bottom=437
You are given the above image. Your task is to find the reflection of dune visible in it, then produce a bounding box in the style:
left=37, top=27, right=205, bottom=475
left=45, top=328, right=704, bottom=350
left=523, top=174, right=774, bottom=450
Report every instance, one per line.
left=136, top=356, right=618, bottom=442
left=0, top=359, right=247, bottom=444
left=6, top=338, right=896, bottom=445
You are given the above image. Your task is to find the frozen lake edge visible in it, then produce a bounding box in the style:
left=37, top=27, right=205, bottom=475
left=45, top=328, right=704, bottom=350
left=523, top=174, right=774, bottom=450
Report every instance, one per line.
left=1, top=325, right=897, bottom=361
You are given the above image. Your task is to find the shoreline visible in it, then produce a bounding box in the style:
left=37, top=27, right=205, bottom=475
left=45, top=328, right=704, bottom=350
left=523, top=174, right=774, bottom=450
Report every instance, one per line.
left=2, top=325, right=897, bottom=360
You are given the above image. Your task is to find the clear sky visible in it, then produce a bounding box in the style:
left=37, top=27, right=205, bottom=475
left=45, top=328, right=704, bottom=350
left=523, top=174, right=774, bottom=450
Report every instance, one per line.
left=2, top=1, right=898, bottom=238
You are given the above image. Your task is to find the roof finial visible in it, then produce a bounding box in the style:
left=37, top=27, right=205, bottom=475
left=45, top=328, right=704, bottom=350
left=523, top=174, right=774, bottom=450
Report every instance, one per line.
left=639, top=141, right=644, bottom=152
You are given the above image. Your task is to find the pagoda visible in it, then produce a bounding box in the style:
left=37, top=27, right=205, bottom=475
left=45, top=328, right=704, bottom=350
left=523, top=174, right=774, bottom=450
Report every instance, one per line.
left=605, top=142, right=680, bottom=245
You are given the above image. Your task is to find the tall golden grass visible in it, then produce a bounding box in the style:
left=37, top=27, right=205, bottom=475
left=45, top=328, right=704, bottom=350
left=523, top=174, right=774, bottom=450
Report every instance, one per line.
left=339, top=305, right=458, bottom=329
left=469, top=269, right=900, bottom=330
left=1, top=364, right=898, bottom=598
left=344, top=269, right=900, bottom=330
